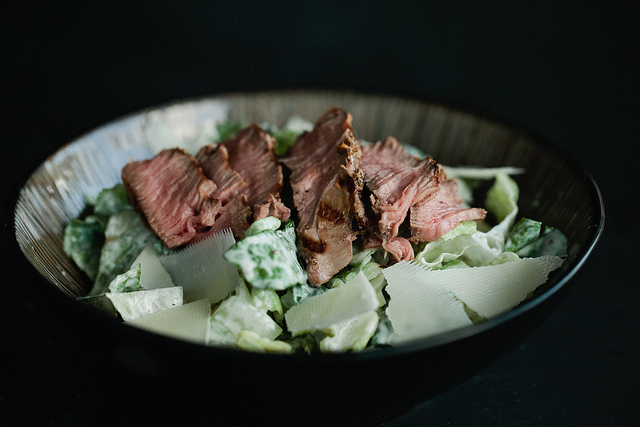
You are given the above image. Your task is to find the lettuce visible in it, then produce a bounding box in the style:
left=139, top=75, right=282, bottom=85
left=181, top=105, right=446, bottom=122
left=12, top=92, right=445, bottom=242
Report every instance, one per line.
left=319, top=311, right=379, bottom=353
left=91, top=183, right=131, bottom=218
left=108, top=263, right=142, bottom=293
left=505, top=218, right=542, bottom=253
left=224, top=219, right=306, bottom=291
left=207, top=282, right=283, bottom=348
left=91, top=210, right=160, bottom=296
left=216, top=120, right=248, bottom=141
left=414, top=173, right=521, bottom=269
left=518, top=226, right=568, bottom=258
left=63, top=216, right=105, bottom=280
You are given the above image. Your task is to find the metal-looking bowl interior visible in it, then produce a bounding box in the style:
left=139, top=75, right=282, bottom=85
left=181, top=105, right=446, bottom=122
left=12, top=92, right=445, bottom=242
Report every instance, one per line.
left=13, top=89, right=604, bottom=352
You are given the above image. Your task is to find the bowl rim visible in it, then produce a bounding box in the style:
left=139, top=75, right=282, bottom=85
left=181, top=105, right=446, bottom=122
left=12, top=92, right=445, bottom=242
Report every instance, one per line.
left=7, top=87, right=606, bottom=361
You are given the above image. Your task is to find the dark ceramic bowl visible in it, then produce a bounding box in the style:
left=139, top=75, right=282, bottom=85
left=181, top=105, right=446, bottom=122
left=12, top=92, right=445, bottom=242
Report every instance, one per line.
left=11, top=90, right=604, bottom=425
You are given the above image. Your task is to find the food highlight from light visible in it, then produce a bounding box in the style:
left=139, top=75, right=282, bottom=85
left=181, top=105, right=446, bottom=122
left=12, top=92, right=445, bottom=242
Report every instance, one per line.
left=63, top=108, right=567, bottom=354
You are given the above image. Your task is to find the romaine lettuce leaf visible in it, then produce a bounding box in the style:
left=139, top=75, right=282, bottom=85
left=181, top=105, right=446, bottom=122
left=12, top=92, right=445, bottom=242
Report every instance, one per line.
left=485, top=172, right=519, bottom=225
left=63, top=215, right=105, bottom=280
left=91, top=210, right=160, bottom=296
left=518, top=226, right=568, bottom=258
left=319, top=310, right=379, bottom=353
left=281, top=282, right=328, bottom=313
left=224, top=219, right=306, bottom=290
left=236, top=331, right=292, bottom=354
left=108, top=263, right=142, bottom=293
left=207, top=282, right=283, bottom=347
left=244, top=216, right=280, bottom=237
left=505, top=218, right=542, bottom=253
left=216, top=120, right=248, bottom=141
left=92, top=183, right=131, bottom=218
left=413, top=221, right=478, bottom=269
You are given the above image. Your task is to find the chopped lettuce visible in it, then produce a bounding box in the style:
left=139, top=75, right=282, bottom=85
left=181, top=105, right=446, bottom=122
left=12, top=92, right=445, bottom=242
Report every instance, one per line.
left=413, top=221, right=478, bottom=269
left=370, top=311, right=395, bottom=348
left=319, top=310, right=379, bottom=353
left=91, top=183, right=131, bottom=218
left=91, top=210, right=160, bottom=296
left=236, top=331, right=292, bottom=354
left=272, top=128, right=301, bottom=156
left=63, top=216, right=105, bottom=280
left=108, top=263, right=142, bottom=293
left=250, top=287, right=284, bottom=325
left=216, top=120, right=248, bottom=141
left=207, top=282, right=283, bottom=348
left=485, top=172, right=519, bottom=225
left=518, top=226, right=568, bottom=258
left=224, top=219, right=306, bottom=291
left=280, top=282, right=328, bottom=313
left=505, top=218, right=542, bottom=253
left=244, top=215, right=280, bottom=236
left=259, top=115, right=311, bottom=156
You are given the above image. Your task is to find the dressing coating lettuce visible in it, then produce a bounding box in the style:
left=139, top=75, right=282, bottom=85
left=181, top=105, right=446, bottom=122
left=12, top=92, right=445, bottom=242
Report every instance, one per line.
left=224, top=218, right=307, bottom=291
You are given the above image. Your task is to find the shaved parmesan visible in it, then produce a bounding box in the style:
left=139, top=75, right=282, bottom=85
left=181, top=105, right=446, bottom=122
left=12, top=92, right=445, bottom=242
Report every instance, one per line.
left=426, top=255, right=563, bottom=318
left=442, top=165, right=525, bottom=180
left=130, top=243, right=175, bottom=290
left=106, top=286, right=184, bottom=322
left=383, top=262, right=473, bottom=343
left=127, top=298, right=211, bottom=343
left=284, top=272, right=379, bottom=336
left=160, top=229, right=239, bottom=304
left=383, top=255, right=563, bottom=342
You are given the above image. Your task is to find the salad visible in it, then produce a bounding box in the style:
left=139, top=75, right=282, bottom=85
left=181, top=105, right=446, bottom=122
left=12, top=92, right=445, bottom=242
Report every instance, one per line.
left=63, top=111, right=567, bottom=354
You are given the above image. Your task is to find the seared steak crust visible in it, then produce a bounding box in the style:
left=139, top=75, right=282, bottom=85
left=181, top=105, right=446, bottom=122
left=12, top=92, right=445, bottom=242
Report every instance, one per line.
left=283, top=108, right=365, bottom=286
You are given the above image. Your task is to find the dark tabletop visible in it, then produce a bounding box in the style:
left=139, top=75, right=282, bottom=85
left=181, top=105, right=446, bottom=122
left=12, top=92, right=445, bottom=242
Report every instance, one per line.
left=2, top=2, right=638, bottom=425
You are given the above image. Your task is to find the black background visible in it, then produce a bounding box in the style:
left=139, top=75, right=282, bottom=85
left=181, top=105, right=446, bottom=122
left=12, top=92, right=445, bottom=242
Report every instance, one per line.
left=2, top=1, right=639, bottom=425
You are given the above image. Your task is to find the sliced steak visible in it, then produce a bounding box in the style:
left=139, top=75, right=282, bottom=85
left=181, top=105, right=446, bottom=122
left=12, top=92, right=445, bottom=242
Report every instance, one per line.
left=254, top=193, right=292, bottom=222
left=360, top=137, right=444, bottom=258
left=410, top=179, right=487, bottom=242
left=204, top=194, right=252, bottom=241
left=121, top=148, right=222, bottom=249
left=196, top=144, right=247, bottom=205
left=219, top=124, right=290, bottom=219
left=282, top=108, right=365, bottom=286
left=383, top=236, right=415, bottom=262
left=196, top=124, right=289, bottom=238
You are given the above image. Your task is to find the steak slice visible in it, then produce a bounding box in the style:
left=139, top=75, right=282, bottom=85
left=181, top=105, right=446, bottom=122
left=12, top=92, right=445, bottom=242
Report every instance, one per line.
left=253, top=193, right=292, bottom=222
left=360, top=137, right=444, bottom=258
left=196, top=124, right=289, bottom=238
left=282, top=108, right=365, bottom=286
left=410, top=179, right=487, bottom=242
left=196, top=144, right=247, bottom=205
left=219, top=124, right=290, bottom=219
left=122, top=148, right=222, bottom=249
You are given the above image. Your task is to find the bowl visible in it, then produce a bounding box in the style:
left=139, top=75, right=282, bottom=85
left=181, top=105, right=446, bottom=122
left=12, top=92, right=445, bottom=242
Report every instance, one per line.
left=11, top=90, right=604, bottom=425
